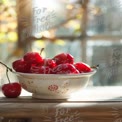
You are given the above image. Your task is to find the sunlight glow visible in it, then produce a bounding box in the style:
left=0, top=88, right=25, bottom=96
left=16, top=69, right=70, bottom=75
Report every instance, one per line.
left=66, top=4, right=73, bottom=10
left=67, top=87, right=122, bottom=101
left=34, top=0, right=64, bottom=10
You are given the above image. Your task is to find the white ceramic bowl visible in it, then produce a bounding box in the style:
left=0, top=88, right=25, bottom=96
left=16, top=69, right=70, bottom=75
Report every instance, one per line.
left=15, top=69, right=96, bottom=99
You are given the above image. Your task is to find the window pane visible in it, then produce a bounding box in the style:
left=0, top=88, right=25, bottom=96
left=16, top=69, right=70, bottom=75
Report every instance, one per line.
left=87, top=0, right=122, bottom=35
left=31, top=0, right=82, bottom=37
left=87, top=40, right=122, bottom=86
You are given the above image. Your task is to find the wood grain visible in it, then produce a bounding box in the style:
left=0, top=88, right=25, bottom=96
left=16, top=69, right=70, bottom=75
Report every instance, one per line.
left=0, top=87, right=122, bottom=122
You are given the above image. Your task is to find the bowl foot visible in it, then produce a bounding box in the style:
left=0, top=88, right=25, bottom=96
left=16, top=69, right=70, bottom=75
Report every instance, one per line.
left=32, top=93, right=69, bottom=99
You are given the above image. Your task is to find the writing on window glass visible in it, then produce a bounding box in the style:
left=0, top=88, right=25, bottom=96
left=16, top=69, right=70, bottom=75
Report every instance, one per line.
left=21, top=7, right=56, bottom=38
left=33, top=7, right=56, bottom=33
left=112, top=48, right=122, bottom=65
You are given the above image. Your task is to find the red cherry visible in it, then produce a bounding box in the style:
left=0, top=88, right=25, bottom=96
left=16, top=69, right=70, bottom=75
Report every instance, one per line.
left=2, top=82, right=22, bottom=98
left=52, top=63, right=79, bottom=74
left=30, top=65, right=52, bottom=74
left=53, top=53, right=74, bottom=65
left=42, top=58, right=56, bottom=68
left=0, top=62, right=22, bottom=98
left=12, top=59, right=31, bottom=73
left=74, top=62, right=92, bottom=73
left=23, top=52, right=43, bottom=65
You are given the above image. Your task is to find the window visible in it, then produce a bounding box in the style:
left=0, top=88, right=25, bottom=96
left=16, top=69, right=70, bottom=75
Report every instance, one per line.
left=0, top=0, right=122, bottom=86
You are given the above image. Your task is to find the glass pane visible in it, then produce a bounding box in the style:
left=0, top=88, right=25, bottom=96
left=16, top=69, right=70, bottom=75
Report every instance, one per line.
left=87, top=40, right=122, bottom=86
left=26, top=0, right=83, bottom=38
left=0, top=0, right=17, bottom=61
left=0, top=0, right=18, bottom=85
left=87, top=0, right=122, bottom=35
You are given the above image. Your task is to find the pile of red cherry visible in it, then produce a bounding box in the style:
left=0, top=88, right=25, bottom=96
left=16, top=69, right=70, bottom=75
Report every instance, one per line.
left=12, top=52, right=92, bottom=74
left=0, top=52, right=94, bottom=98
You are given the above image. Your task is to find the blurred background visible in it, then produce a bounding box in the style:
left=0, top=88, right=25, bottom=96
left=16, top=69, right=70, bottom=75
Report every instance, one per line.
left=0, top=0, right=122, bottom=86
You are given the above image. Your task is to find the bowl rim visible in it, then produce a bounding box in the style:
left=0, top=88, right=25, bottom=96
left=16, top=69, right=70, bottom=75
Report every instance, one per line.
left=14, top=69, right=97, bottom=78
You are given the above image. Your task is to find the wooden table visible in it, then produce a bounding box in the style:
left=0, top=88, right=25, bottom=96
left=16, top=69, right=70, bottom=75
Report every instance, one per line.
left=0, top=86, right=122, bottom=122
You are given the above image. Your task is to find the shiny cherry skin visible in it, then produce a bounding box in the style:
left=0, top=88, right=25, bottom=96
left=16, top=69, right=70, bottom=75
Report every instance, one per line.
left=12, top=59, right=31, bottom=73
left=74, top=62, right=92, bottom=73
left=2, top=82, right=22, bottom=98
left=23, top=52, right=43, bottom=65
left=53, top=53, right=74, bottom=65
left=30, top=65, right=52, bottom=74
left=42, top=58, right=56, bottom=68
left=52, top=63, right=79, bottom=74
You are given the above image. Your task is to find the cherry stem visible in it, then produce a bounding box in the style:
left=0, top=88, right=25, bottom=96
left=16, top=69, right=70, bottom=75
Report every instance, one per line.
left=0, top=61, right=13, bottom=72
left=91, top=64, right=99, bottom=69
left=40, top=48, right=44, bottom=55
left=6, top=68, right=11, bottom=84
